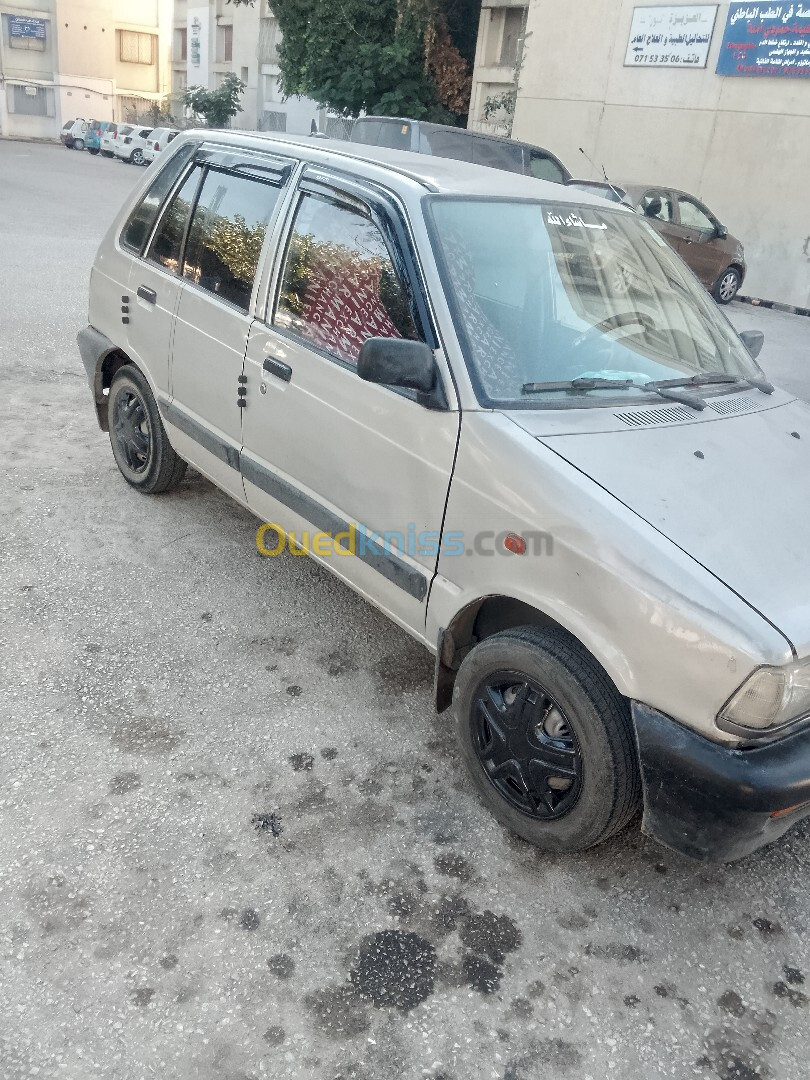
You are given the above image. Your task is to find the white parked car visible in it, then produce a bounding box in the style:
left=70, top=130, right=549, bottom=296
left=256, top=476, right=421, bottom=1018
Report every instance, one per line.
left=114, top=125, right=154, bottom=166
left=100, top=122, right=120, bottom=157
left=60, top=118, right=88, bottom=150
left=143, top=127, right=180, bottom=165
left=78, top=131, right=810, bottom=863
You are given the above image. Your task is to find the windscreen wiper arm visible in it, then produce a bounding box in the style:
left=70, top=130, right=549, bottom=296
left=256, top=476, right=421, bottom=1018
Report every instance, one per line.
left=650, top=371, right=774, bottom=395
left=521, top=377, right=707, bottom=410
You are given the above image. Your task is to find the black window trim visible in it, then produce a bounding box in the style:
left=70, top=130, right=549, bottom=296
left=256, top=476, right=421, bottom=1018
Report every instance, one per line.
left=119, top=140, right=198, bottom=256
left=266, top=167, right=448, bottom=407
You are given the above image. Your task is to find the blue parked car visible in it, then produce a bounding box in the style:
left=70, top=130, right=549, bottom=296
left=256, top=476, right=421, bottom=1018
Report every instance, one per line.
left=85, top=120, right=115, bottom=157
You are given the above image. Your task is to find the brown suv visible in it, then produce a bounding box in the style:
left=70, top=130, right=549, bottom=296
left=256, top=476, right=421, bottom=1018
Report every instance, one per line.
left=566, top=180, right=746, bottom=304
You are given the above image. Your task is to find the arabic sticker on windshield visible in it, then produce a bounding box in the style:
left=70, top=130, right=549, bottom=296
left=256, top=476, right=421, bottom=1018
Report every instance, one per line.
left=546, top=210, right=608, bottom=231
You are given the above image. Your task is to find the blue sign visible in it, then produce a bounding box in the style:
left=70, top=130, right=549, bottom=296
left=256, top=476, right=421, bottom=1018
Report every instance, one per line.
left=716, top=3, right=810, bottom=76
left=9, top=16, right=47, bottom=40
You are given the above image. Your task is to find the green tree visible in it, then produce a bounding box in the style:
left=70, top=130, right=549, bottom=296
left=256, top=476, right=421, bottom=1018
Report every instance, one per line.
left=183, top=73, right=246, bottom=128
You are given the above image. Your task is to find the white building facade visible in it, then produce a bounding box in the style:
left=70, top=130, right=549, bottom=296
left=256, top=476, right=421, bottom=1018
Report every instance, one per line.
left=171, top=0, right=321, bottom=136
left=0, top=0, right=173, bottom=139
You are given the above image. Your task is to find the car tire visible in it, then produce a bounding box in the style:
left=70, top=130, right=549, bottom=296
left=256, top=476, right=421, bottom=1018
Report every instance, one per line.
left=108, top=366, right=187, bottom=494
left=453, top=626, right=641, bottom=852
left=102, top=150, right=114, bottom=158
left=131, top=148, right=145, bottom=166
left=74, top=138, right=85, bottom=151
left=88, top=147, right=99, bottom=156
left=713, top=266, right=741, bottom=305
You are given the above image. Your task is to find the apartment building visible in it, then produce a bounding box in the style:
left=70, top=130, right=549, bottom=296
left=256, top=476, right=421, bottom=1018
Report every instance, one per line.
left=0, top=0, right=173, bottom=139
left=171, top=0, right=321, bottom=135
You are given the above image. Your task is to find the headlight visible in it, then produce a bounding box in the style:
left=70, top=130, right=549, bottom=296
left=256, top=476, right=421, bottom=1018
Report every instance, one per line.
left=718, top=657, right=810, bottom=734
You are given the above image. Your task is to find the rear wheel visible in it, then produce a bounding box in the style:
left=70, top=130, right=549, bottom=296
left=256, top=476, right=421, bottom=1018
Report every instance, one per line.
left=454, top=626, right=640, bottom=852
left=131, top=148, right=145, bottom=166
left=74, top=138, right=85, bottom=151
left=88, top=147, right=99, bottom=156
left=102, top=150, right=114, bottom=158
left=713, top=266, right=741, bottom=305
left=108, top=366, right=186, bottom=494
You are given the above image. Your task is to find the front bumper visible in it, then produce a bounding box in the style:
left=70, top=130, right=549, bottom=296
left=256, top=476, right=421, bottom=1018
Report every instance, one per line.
left=633, top=703, right=810, bottom=862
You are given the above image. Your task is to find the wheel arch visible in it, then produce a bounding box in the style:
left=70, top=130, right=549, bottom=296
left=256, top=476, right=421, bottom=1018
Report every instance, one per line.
left=94, top=348, right=137, bottom=431
left=434, top=594, right=622, bottom=713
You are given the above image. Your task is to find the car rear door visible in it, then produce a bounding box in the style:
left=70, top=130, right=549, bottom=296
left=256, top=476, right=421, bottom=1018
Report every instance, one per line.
left=166, top=146, right=295, bottom=498
left=240, top=170, right=460, bottom=639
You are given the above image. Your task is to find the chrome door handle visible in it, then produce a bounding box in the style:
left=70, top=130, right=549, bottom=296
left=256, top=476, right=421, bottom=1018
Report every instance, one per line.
left=262, top=356, right=292, bottom=383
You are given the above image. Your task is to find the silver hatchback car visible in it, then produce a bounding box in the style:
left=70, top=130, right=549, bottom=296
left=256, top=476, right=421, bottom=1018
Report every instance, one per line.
left=79, top=131, right=810, bottom=863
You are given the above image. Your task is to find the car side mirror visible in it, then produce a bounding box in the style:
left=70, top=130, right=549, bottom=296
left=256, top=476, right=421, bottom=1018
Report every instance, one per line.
left=358, top=338, right=445, bottom=408
left=716, top=224, right=728, bottom=239
left=739, top=329, right=764, bottom=360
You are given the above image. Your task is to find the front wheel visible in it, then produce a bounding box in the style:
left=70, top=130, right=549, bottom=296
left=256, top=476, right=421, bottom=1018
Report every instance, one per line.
left=88, top=147, right=99, bottom=156
left=131, top=148, right=145, bottom=166
left=74, top=138, right=85, bottom=151
left=108, top=366, right=187, bottom=493
left=454, top=627, right=640, bottom=852
left=713, top=266, right=741, bottom=305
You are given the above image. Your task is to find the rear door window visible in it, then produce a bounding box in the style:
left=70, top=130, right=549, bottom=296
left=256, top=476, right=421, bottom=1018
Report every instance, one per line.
left=120, top=141, right=196, bottom=253
left=419, top=126, right=473, bottom=162
left=273, top=191, right=422, bottom=366
left=182, top=168, right=282, bottom=311
left=528, top=150, right=566, bottom=184
left=472, top=137, right=523, bottom=173
left=146, top=165, right=202, bottom=273
left=639, top=190, right=675, bottom=222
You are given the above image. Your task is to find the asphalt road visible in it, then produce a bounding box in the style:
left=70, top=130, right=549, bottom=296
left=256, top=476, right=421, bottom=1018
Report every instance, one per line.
left=2, top=140, right=810, bottom=1080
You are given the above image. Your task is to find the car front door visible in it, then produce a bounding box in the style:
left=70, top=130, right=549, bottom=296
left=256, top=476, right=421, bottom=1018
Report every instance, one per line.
left=167, top=147, right=294, bottom=498
left=240, top=172, right=460, bottom=639
left=636, top=189, right=682, bottom=251
left=674, top=193, right=726, bottom=287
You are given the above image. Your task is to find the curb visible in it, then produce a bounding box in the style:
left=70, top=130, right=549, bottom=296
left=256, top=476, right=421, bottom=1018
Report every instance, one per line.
left=737, top=294, right=810, bottom=319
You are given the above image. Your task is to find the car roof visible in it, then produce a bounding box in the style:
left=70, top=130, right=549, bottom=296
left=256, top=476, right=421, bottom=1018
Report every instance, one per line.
left=176, top=129, right=614, bottom=207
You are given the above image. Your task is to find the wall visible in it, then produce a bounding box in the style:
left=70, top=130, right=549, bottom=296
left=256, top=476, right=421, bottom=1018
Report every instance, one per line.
left=508, top=0, right=810, bottom=308
left=0, top=2, right=59, bottom=138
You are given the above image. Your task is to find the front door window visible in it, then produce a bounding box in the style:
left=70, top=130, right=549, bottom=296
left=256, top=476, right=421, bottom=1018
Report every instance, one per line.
left=273, top=192, right=422, bottom=366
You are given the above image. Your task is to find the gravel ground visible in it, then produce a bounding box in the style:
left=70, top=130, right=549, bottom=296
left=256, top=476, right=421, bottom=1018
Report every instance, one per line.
left=2, top=140, right=810, bottom=1080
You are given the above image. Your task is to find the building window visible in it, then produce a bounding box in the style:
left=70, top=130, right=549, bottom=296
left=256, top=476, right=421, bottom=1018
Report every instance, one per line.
left=119, top=30, right=155, bottom=65
left=500, top=8, right=525, bottom=67
left=10, top=84, right=54, bottom=116
left=218, top=23, right=233, bottom=62
left=174, top=27, right=187, bottom=62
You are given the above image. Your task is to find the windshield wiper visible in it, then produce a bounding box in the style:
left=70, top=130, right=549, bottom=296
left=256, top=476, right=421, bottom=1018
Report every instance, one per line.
left=650, top=371, right=775, bottom=395
left=522, top=377, right=707, bottom=410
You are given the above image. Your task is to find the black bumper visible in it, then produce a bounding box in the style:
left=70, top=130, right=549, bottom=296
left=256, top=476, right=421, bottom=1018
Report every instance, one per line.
left=77, top=325, right=116, bottom=430
left=633, top=703, right=810, bottom=862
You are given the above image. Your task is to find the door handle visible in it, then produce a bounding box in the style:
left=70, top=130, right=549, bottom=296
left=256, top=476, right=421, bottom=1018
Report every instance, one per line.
left=262, top=356, right=292, bottom=383
left=137, top=285, right=157, bottom=304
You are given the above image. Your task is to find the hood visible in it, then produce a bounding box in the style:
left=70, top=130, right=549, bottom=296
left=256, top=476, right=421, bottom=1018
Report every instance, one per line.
left=512, top=396, right=810, bottom=656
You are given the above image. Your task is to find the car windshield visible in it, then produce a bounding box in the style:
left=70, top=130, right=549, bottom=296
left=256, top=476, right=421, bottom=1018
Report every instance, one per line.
left=426, top=196, right=762, bottom=408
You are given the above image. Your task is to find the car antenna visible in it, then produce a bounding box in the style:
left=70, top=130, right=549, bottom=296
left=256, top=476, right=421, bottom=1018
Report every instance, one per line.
left=578, top=147, right=625, bottom=204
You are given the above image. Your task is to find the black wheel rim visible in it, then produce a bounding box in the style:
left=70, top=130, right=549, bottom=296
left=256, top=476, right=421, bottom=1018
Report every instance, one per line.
left=112, top=387, right=151, bottom=474
left=472, top=671, right=582, bottom=820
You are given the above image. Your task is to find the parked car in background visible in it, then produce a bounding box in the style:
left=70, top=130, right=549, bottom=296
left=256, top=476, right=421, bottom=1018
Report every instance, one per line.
left=85, top=120, right=115, bottom=156
left=143, top=127, right=180, bottom=165
left=100, top=122, right=120, bottom=157
left=60, top=118, right=88, bottom=150
left=350, top=116, right=570, bottom=184
left=114, top=125, right=153, bottom=165
left=78, top=131, right=810, bottom=865
left=568, top=179, right=746, bottom=304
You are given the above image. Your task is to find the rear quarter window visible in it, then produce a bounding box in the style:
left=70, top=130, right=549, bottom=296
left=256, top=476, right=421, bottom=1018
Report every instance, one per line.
left=120, top=141, right=197, bottom=254
left=351, top=120, right=381, bottom=145
left=419, top=126, right=473, bottom=162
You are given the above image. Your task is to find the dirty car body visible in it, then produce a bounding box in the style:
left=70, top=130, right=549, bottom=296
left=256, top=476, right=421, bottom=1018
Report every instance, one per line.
left=78, top=131, right=810, bottom=863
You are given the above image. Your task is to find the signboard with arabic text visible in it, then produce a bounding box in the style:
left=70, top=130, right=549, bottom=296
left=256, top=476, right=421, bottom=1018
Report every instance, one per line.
left=716, top=2, right=810, bottom=76
left=625, top=5, right=719, bottom=67
left=9, top=16, right=47, bottom=40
